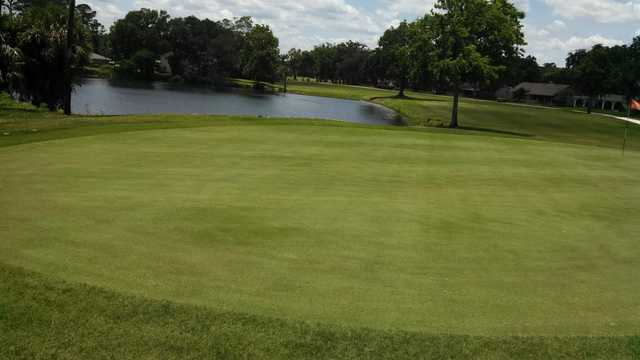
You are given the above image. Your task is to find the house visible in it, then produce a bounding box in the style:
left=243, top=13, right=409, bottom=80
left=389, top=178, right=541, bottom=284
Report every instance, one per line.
left=511, top=82, right=573, bottom=105
left=597, top=94, right=626, bottom=112
left=572, top=94, right=626, bottom=112
left=495, top=86, right=513, bottom=100
left=89, top=53, right=112, bottom=66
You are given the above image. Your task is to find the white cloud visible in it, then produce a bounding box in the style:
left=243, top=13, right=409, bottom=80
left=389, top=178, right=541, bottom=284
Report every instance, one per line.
left=525, top=21, right=624, bottom=65
left=544, top=0, right=640, bottom=23
left=132, top=0, right=386, bottom=51
left=84, top=0, right=125, bottom=26
left=91, top=0, right=632, bottom=64
left=512, top=0, right=531, bottom=12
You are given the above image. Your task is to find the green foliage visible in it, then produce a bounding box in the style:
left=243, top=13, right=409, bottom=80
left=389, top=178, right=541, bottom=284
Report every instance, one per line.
left=499, top=55, right=542, bottom=87
left=76, top=3, right=109, bottom=56
left=84, top=64, right=113, bottom=79
left=611, top=36, right=640, bottom=111
left=8, top=1, right=90, bottom=110
left=167, top=16, right=243, bottom=85
left=429, top=0, right=525, bottom=126
left=573, top=45, right=615, bottom=110
left=242, top=24, right=279, bottom=85
left=562, top=37, right=640, bottom=114
left=378, top=21, right=412, bottom=95
left=0, top=31, right=21, bottom=91
left=286, top=48, right=303, bottom=79
left=109, top=8, right=170, bottom=61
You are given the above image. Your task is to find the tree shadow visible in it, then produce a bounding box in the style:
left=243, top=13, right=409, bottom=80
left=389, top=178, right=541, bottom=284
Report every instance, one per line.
left=0, top=106, right=44, bottom=114
left=459, top=126, right=533, bottom=138
left=369, top=95, right=447, bottom=102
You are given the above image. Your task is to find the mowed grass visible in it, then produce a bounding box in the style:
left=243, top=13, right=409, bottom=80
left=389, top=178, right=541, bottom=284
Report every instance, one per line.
left=3, top=264, right=639, bottom=360
left=283, top=80, right=640, bottom=150
left=1, top=93, right=640, bottom=357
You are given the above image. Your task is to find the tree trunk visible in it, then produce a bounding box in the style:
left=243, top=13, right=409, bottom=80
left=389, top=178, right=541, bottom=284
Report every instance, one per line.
left=450, top=84, right=460, bottom=128
left=398, top=69, right=406, bottom=98
left=283, top=74, right=287, bottom=93
left=63, top=0, right=75, bottom=116
left=586, top=98, right=592, bottom=114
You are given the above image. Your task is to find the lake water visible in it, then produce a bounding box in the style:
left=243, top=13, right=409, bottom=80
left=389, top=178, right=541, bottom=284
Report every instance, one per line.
left=72, top=78, right=400, bottom=125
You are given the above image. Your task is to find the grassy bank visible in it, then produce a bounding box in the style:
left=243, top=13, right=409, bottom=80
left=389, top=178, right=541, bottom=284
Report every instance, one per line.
left=276, top=80, right=640, bottom=150
left=1, top=94, right=640, bottom=358
left=2, top=264, right=638, bottom=359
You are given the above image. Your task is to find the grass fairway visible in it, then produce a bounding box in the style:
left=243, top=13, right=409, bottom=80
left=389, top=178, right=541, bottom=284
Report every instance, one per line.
left=284, top=80, right=640, bottom=150
left=1, top=93, right=640, bottom=358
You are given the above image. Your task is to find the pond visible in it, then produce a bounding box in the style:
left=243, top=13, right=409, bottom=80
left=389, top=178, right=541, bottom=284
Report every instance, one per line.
left=72, top=78, right=401, bottom=125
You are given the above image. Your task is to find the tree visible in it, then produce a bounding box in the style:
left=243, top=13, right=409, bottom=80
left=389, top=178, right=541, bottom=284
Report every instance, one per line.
left=298, top=50, right=315, bottom=78
left=379, top=21, right=412, bottom=97
left=497, top=55, right=540, bottom=87
left=63, top=0, right=75, bottom=115
left=430, top=0, right=525, bottom=128
left=76, top=3, right=108, bottom=55
left=242, top=24, right=279, bottom=87
left=287, top=48, right=302, bottom=80
left=0, top=31, right=21, bottom=92
left=611, top=37, right=640, bottom=116
left=311, top=43, right=337, bottom=82
left=3, top=0, right=21, bottom=16
left=335, top=41, right=369, bottom=85
left=573, top=45, right=614, bottom=113
left=408, top=15, right=435, bottom=91
left=110, top=9, right=170, bottom=61
left=540, top=62, right=573, bottom=84
left=566, top=49, right=588, bottom=70
left=16, top=1, right=89, bottom=110
left=4, top=0, right=67, bottom=15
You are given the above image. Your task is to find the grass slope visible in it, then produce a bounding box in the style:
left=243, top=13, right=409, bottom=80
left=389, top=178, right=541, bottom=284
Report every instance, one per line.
left=2, top=264, right=638, bottom=360
left=1, top=93, right=640, bottom=358
left=281, top=80, right=640, bottom=151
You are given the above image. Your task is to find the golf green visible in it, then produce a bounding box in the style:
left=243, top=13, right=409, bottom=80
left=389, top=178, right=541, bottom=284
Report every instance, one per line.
left=1, top=122, right=639, bottom=336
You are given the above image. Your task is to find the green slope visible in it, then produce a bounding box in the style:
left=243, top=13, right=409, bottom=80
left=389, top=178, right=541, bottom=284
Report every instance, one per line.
left=1, top=92, right=640, bottom=358
left=2, top=264, right=638, bottom=360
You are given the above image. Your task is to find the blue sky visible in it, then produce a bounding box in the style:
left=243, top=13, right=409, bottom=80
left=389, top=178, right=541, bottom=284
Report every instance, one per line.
left=86, top=0, right=639, bottom=66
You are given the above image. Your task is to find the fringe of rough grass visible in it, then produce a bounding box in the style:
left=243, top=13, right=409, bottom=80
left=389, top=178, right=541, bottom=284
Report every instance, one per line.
left=1, top=264, right=638, bottom=360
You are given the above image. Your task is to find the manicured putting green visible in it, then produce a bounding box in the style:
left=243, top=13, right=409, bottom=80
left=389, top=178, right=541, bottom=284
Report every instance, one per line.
left=1, top=122, right=639, bottom=336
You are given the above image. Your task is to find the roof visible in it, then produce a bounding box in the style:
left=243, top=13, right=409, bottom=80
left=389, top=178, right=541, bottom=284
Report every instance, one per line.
left=513, top=82, right=571, bottom=97
left=89, top=53, right=111, bottom=61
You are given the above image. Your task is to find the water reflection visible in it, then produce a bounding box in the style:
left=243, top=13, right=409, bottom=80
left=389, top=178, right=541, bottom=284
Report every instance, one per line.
left=73, top=78, right=402, bottom=125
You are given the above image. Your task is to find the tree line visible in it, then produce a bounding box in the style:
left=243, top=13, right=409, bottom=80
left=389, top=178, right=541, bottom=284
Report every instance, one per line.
left=108, top=10, right=279, bottom=86
left=1, top=0, right=93, bottom=111
left=2, top=0, right=638, bottom=124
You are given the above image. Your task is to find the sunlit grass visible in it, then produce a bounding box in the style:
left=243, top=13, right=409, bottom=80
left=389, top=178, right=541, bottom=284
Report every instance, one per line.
left=1, top=92, right=639, bottom=358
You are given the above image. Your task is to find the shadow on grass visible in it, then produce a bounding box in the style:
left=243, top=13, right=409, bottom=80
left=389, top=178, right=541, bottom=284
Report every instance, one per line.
left=459, top=126, right=533, bottom=138
left=0, top=106, right=46, bottom=114
left=369, top=95, right=447, bottom=102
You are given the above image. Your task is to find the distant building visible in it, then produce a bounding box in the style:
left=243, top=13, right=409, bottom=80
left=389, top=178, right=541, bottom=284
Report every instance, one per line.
left=89, top=53, right=112, bottom=66
left=511, top=82, right=573, bottom=105
left=495, top=86, right=513, bottom=100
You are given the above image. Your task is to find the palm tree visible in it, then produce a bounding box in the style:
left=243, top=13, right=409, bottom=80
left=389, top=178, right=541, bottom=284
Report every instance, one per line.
left=0, top=32, right=22, bottom=92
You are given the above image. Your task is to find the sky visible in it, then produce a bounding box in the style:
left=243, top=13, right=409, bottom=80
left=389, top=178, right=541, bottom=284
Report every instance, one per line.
left=85, top=0, right=640, bottom=66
